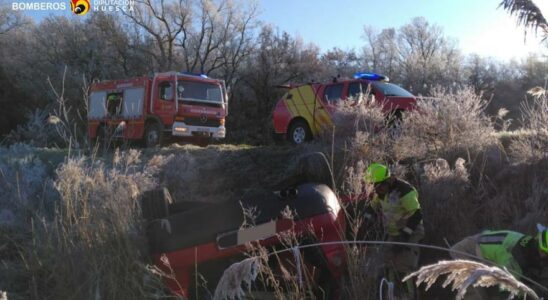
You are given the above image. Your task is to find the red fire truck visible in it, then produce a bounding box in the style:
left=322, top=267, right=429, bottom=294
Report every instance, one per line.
left=88, top=71, right=228, bottom=147
left=272, top=72, right=416, bottom=144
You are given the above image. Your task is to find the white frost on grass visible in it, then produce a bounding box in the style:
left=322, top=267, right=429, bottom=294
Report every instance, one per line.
left=213, top=257, right=259, bottom=300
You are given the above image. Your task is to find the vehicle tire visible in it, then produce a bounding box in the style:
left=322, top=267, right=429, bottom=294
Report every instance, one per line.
left=195, top=137, right=210, bottom=147
left=141, top=188, right=173, bottom=222
left=288, top=120, right=312, bottom=145
left=144, top=122, right=163, bottom=148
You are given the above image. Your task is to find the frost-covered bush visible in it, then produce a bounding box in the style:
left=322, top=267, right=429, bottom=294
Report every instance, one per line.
left=329, top=100, right=395, bottom=169
left=394, top=87, right=497, bottom=161
left=5, top=109, right=61, bottom=147
left=0, top=143, right=52, bottom=227
left=510, top=88, right=548, bottom=162
left=14, top=149, right=171, bottom=299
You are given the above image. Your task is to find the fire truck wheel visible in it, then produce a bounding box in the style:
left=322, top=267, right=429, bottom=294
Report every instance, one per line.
left=288, top=120, right=312, bottom=145
left=195, top=137, right=210, bottom=147
left=144, top=122, right=163, bottom=148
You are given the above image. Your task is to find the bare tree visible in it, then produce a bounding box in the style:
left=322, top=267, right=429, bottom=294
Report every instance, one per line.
left=377, top=28, right=399, bottom=77
left=233, top=25, right=322, bottom=143
left=361, top=17, right=463, bottom=94
left=0, top=6, right=27, bottom=36
left=124, top=0, right=190, bottom=70
left=321, top=47, right=360, bottom=78
left=362, top=27, right=399, bottom=78
left=397, top=17, right=463, bottom=94
left=362, top=26, right=380, bottom=71
left=245, top=25, right=321, bottom=114
left=125, top=0, right=258, bottom=86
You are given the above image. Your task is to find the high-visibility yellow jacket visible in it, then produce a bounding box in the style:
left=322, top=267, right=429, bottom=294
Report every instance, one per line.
left=371, top=178, right=420, bottom=237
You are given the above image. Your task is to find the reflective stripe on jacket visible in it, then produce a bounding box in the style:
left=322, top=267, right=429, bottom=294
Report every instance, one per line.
left=477, top=230, right=525, bottom=275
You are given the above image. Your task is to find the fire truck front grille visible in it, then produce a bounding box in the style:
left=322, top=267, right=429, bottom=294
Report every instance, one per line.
left=184, top=117, right=221, bottom=127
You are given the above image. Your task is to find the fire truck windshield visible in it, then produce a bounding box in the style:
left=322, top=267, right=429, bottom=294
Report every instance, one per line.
left=177, top=80, right=223, bottom=103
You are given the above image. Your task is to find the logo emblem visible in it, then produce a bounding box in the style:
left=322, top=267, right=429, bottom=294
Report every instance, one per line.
left=71, top=0, right=90, bottom=15
left=200, top=114, right=208, bottom=123
left=520, top=236, right=532, bottom=247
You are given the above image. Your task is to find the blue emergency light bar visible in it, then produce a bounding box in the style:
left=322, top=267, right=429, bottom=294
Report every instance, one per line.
left=180, top=72, right=208, bottom=78
left=353, top=72, right=389, bottom=81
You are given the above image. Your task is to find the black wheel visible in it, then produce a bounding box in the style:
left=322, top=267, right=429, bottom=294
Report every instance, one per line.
left=194, top=137, right=210, bottom=147
left=141, top=188, right=173, bottom=222
left=144, top=122, right=163, bottom=148
left=288, top=120, right=312, bottom=145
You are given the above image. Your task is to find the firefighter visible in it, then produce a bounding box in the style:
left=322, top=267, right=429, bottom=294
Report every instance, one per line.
left=363, top=163, right=424, bottom=280
left=450, top=227, right=548, bottom=298
left=107, top=93, right=121, bottom=116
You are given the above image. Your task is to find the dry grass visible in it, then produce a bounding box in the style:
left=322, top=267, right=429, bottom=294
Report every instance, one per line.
left=341, top=246, right=385, bottom=299
left=28, top=150, right=170, bottom=299
left=330, top=99, right=392, bottom=164
left=510, top=87, right=548, bottom=162
left=1, top=149, right=173, bottom=299
left=244, top=228, right=323, bottom=299
left=404, top=259, right=539, bottom=300
left=419, top=158, right=477, bottom=243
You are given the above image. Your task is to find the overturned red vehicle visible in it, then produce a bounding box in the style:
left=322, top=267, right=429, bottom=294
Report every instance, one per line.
left=142, top=180, right=347, bottom=298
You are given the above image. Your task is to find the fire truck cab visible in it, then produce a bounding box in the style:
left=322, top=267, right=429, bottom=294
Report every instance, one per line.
left=272, top=72, right=416, bottom=144
left=88, top=71, right=228, bottom=147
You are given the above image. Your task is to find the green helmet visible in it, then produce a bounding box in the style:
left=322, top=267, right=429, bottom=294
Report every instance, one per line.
left=538, top=229, right=548, bottom=253
left=364, top=163, right=390, bottom=184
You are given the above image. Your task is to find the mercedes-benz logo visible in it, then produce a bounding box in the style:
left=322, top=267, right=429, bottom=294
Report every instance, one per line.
left=200, top=114, right=208, bottom=123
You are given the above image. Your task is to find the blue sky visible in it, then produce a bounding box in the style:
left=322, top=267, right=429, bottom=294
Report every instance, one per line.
left=7, top=0, right=548, bottom=60
left=259, top=0, right=548, bottom=60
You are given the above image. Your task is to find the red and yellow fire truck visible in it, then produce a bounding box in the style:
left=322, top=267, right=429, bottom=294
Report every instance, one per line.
left=272, top=72, right=416, bottom=144
left=88, top=71, right=228, bottom=147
